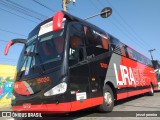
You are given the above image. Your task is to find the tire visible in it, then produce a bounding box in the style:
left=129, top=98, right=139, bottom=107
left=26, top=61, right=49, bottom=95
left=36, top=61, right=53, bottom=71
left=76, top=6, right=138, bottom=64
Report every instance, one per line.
left=98, top=84, right=114, bottom=112
left=148, top=84, right=154, bottom=96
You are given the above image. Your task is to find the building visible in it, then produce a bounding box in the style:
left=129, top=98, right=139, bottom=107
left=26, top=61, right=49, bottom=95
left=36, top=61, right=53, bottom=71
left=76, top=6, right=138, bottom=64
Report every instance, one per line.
left=0, top=64, right=16, bottom=109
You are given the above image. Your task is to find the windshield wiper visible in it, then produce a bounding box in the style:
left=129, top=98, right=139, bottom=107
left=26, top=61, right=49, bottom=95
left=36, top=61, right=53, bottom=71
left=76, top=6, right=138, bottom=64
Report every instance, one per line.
left=32, top=52, right=46, bottom=74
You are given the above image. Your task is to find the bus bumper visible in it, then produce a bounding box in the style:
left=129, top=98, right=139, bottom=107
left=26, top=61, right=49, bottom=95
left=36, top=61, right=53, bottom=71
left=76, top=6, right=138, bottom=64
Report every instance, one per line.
left=12, top=103, right=71, bottom=113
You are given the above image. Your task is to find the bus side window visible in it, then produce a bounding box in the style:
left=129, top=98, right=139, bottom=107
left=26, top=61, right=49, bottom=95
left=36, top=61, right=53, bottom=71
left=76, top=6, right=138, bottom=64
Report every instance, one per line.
left=101, top=34, right=109, bottom=50
left=132, top=51, right=137, bottom=61
left=127, top=47, right=133, bottom=59
left=120, top=45, right=126, bottom=57
left=85, top=27, right=109, bottom=58
left=69, top=23, right=85, bottom=66
left=127, top=47, right=137, bottom=61
left=143, top=57, right=148, bottom=65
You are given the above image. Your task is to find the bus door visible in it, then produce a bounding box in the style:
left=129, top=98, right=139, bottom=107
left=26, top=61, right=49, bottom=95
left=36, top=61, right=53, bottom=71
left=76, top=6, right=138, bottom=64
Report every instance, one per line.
left=68, top=23, right=91, bottom=111
left=85, top=27, right=110, bottom=104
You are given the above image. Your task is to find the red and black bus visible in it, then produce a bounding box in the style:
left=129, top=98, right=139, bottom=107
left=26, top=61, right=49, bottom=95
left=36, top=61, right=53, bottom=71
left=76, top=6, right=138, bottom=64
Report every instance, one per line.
left=4, top=11, right=158, bottom=113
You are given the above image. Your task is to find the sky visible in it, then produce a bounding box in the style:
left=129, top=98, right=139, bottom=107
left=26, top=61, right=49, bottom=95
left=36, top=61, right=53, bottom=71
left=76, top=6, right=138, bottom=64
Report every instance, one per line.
left=0, top=0, right=160, bottom=66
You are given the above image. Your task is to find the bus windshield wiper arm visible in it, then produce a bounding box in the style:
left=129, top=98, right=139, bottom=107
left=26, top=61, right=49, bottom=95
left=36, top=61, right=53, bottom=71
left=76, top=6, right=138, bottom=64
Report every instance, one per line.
left=34, top=52, right=46, bottom=74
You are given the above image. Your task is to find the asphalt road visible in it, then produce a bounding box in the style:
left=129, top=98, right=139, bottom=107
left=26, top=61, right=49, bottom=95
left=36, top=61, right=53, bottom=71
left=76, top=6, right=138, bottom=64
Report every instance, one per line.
left=1, top=92, right=160, bottom=120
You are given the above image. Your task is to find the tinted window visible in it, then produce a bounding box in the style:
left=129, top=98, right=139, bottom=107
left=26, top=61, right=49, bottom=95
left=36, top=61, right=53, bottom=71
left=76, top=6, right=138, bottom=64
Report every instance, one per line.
left=110, top=37, right=126, bottom=56
left=127, top=47, right=137, bottom=61
left=137, top=53, right=143, bottom=63
left=85, top=27, right=109, bottom=57
left=37, top=33, right=64, bottom=65
left=68, top=23, right=85, bottom=66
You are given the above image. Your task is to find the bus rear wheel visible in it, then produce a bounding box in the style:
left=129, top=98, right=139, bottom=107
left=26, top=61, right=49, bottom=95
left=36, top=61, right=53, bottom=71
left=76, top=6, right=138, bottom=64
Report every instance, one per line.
left=148, top=84, right=154, bottom=96
left=98, top=84, right=114, bottom=112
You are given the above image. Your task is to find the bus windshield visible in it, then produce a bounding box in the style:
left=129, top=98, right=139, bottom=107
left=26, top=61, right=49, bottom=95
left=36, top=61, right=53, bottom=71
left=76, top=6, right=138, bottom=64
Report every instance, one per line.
left=17, top=20, right=66, bottom=78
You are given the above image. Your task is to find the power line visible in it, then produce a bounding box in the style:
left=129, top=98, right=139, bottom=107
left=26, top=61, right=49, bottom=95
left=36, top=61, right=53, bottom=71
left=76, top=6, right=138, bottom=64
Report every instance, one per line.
left=0, top=7, right=38, bottom=24
left=105, top=0, right=148, bottom=47
left=32, top=0, right=55, bottom=13
left=104, top=0, right=160, bottom=53
left=90, top=0, right=100, bottom=11
left=0, top=58, right=17, bottom=61
left=100, top=0, right=148, bottom=50
left=0, top=58, right=17, bottom=64
left=92, top=0, right=156, bottom=54
left=97, top=0, right=105, bottom=7
left=109, top=19, right=149, bottom=51
left=6, top=0, right=47, bottom=19
left=0, top=40, right=25, bottom=45
left=154, top=50, right=160, bottom=57
left=0, top=28, right=27, bottom=37
left=0, top=1, right=41, bottom=21
left=109, top=15, right=149, bottom=51
left=0, top=40, right=8, bottom=43
left=91, top=1, right=149, bottom=52
left=0, top=60, right=17, bottom=63
left=0, top=0, right=46, bottom=21
left=0, top=59, right=17, bottom=63
left=0, top=0, right=43, bottom=21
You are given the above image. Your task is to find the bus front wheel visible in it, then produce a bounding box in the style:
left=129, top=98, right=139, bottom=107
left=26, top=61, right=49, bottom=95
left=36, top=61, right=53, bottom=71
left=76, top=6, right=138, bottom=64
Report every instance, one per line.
left=98, top=84, right=114, bottom=112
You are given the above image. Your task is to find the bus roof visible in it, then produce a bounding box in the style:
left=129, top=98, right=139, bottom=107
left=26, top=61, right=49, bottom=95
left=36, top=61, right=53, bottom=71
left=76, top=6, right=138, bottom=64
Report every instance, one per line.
left=28, top=11, right=107, bottom=38
left=29, top=11, right=151, bottom=61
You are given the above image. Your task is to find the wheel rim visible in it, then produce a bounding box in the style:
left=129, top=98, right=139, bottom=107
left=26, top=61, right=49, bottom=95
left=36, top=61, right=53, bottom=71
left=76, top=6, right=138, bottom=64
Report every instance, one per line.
left=104, top=92, right=112, bottom=106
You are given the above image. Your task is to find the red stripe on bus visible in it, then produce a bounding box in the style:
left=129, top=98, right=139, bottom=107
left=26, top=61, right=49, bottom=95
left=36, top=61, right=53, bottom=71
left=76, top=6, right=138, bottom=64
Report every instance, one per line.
left=128, top=88, right=150, bottom=97
left=117, top=88, right=150, bottom=100
left=70, top=97, right=103, bottom=111
left=12, top=97, right=103, bottom=113
left=117, top=92, right=127, bottom=100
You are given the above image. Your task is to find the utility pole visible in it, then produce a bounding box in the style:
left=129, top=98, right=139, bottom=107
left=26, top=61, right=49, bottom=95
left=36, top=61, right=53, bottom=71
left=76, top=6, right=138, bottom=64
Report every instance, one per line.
left=62, top=0, right=76, bottom=11
left=148, top=49, right=155, bottom=60
left=62, top=0, right=67, bottom=11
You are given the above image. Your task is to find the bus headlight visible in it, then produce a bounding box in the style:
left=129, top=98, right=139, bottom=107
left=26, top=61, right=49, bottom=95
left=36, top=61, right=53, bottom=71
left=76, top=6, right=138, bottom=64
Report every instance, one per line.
left=44, top=82, right=67, bottom=96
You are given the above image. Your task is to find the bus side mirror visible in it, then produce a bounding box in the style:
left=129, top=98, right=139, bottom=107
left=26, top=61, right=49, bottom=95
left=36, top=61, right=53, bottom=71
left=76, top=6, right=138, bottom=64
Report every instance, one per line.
left=53, top=11, right=64, bottom=32
left=4, top=39, right=26, bottom=56
left=4, top=41, right=13, bottom=56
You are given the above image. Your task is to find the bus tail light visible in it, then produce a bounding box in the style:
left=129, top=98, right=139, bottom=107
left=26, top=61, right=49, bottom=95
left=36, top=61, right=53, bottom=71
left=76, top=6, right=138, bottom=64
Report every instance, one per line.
left=44, top=82, right=67, bottom=96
